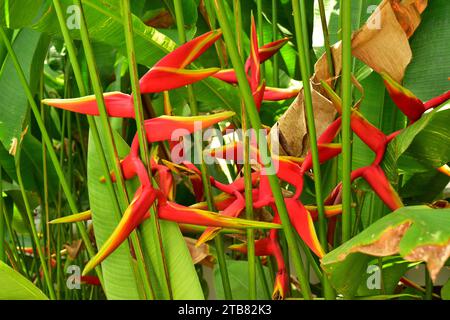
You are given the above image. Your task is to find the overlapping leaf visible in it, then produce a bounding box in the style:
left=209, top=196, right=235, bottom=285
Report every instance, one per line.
left=321, top=206, right=450, bottom=297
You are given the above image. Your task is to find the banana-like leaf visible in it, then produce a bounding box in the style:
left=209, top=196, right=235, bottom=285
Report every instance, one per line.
left=0, top=261, right=48, bottom=300
left=139, top=218, right=205, bottom=300
left=403, top=0, right=450, bottom=101
left=442, top=278, right=450, bottom=300
left=0, top=0, right=47, bottom=28
left=0, top=28, right=49, bottom=153
left=87, top=128, right=141, bottom=300
left=321, top=206, right=450, bottom=297
left=214, top=259, right=270, bottom=300
left=383, top=103, right=450, bottom=184
left=88, top=128, right=203, bottom=300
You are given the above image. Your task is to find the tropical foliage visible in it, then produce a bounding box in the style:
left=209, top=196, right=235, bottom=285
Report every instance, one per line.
left=0, top=0, right=448, bottom=300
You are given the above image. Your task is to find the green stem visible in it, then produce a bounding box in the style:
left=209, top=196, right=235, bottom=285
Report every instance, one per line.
left=55, top=0, right=158, bottom=296
left=256, top=257, right=271, bottom=299
left=0, top=166, right=4, bottom=262
left=233, top=0, right=256, bottom=300
left=378, top=257, right=385, bottom=295
left=318, top=0, right=334, bottom=78
left=271, top=0, right=279, bottom=87
left=341, top=0, right=353, bottom=243
left=73, top=0, right=129, bottom=208
left=63, top=0, right=156, bottom=299
left=425, top=267, right=433, bottom=300
left=15, top=140, right=56, bottom=299
left=121, top=0, right=169, bottom=300
left=297, top=237, right=323, bottom=283
left=233, top=0, right=244, bottom=56
left=215, top=0, right=312, bottom=300
left=292, top=0, right=335, bottom=300
left=40, top=70, right=52, bottom=288
left=204, top=0, right=226, bottom=67
left=174, top=0, right=233, bottom=299
left=256, top=0, right=265, bottom=77
left=3, top=202, right=26, bottom=274
left=0, top=25, right=104, bottom=289
left=298, top=0, right=312, bottom=76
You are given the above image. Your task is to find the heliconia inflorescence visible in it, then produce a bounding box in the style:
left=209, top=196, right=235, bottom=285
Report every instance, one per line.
left=45, top=22, right=450, bottom=300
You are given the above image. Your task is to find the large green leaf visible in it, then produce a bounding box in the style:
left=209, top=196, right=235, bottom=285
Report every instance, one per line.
left=0, top=261, right=48, bottom=299
left=139, top=219, right=205, bottom=300
left=0, top=0, right=47, bottom=28
left=442, top=277, right=450, bottom=300
left=383, top=103, right=450, bottom=185
left=377, top=0, right=450, bottom=206
left=355, top=257, right=418, bottom=297
left=0, top=28, right=49, bottom=153
left=321, top=206, right=450, bottom=297
left=214, top=259, right=270, bottom=300
left=403, top=0, right=450, bottom=101
left=87, top=128, right=141, bottom=300
left=88, top=127, right=203, bottom=300
left=400, top=170, right=450, bottom=204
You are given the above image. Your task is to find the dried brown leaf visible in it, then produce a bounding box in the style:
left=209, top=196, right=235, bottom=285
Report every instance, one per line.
left=270, top=0, right=427, bottom=156
left=352, top=0, right=410, bottom=82
left=184, top=237, right=210, bottom=264
left=351, top=223, right=411, bottom=257
left=145, top=10, right=174, bottom=29
left=404, top=241, right=450, bottom=281
left=63, top=239, right=83, bottom=260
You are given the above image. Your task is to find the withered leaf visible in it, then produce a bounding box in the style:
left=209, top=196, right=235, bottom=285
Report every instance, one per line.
left=270, top=0, right=427, bottom=157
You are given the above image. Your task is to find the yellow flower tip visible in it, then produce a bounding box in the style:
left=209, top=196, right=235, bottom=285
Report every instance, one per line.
left=272, top=277, right=286, bottom=300
left=228, top=243, right=246, bottom=251
left=49, top=210, right=92, bottom=224
left=196, top=228, right=220, bottom=246
left=82, top=265, right=93, bottom=277
left=82, top=252, right=104, bottom=276
left=215, top=110, right=235, bottom=121
left=438, top=164, right=450, bottom=177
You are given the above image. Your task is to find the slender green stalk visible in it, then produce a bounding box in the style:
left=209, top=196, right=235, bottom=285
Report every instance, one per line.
left=298, top=0, right=312, bottom=76
left=3, top=204, right=26, bottom=274
left=256, top=0, right=265, bottom=77
left=271, top=0, right=279, bottom=87
left=0, top=166, right=4, bottom=262
left=174, top=0, right=232, bottom=299
left=292, top=0, right=335, bottom=300
left=120, top=0, right=150, bottom=184
left=58, top=0, right=156, bottom=299
left=215, top=0, right=312, bottom=300
left=75, top=114, right=88, bottom=169
left=121, top=0, right=169, bottom=299
left=73, top=0, right=129, bottom=208
left=0, top=25, right=104, bottom=288
left=425, top=267, right=433, bottom=300
left=341, top=0, right=353, bottom=243
left=40, top=71, right=52, bottom=284
left=233, top=0, right=256, bottom=299
left=318, top=0, right=334, bottom=77
left=15, top=141, right=56, bottom=299
left=56, top=109, right=67, bottom=299
left=54, top=0, right=154, bottom=296
left=378, top=257, right=385, bottom=295
left=256, top=257, right=271, bottom=299
left=233, top=0, right=244, bottom=56
left=204, top=0, right=226, bottom=67
left=296, top=237, right=323, bottom=283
